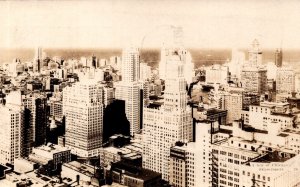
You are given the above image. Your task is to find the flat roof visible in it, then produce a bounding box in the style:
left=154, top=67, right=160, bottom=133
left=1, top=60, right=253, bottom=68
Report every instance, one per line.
left=112, top=161, right=161, bottom=181
left=252, top=152, right=295, bottom=163
left=283, top=128, right=300, bottom=135
left=34, top=143, right=70, bottom=154
left=63, top=161, right=94, bottom=177
left=271, top=112, right=295, bottom=118
left=243, top=125, right=268, bottom=134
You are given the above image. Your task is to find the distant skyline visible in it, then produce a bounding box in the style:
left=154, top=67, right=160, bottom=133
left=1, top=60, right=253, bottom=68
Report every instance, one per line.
left=1, top=0, right=300, bottom=49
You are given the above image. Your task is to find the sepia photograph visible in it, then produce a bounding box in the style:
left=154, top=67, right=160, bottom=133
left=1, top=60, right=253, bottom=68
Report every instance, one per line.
left=0, top=0, right=300, bottom=186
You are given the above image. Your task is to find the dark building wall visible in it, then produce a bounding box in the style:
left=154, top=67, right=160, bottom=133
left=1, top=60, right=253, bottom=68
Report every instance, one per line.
left=103, top=100, right=130, bottom=143
left=35, top=98, right=47, bottom=146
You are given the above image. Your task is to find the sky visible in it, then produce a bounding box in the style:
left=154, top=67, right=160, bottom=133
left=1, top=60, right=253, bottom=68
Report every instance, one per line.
left=1, top=0, right=300, bottom=49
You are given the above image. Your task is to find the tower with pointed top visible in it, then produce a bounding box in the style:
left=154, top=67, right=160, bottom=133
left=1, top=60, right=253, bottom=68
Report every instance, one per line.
left=34, top=47, right=43, bottom=73
left=143, top=52, right=192, bottom=181
left=275, top=48, right=283, bottom=67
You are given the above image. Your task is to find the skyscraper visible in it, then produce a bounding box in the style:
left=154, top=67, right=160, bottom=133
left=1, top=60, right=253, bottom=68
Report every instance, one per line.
left=159, top=27, right=194, bottom=84
left=143, top=53, right=193, bottom=180
left=248, top=39, right=263, bottom=66
left=115, top=82, right=141, bottom=136
left=115, top=47, right=141, bottom=136
left=0, top=101, right=25, bottom=165
left=241, top=66, right=267, bottom=95
left=275, top=48, right=283, bottom=67
left=22, top=93, right=47, bottom=152
left=276, top=67, right=295, bottom=94
left=63, top=78, right=104, bottom=157
left=34, top=47, right=43, bottom=73
left=121, top=47, right=140, bottom=82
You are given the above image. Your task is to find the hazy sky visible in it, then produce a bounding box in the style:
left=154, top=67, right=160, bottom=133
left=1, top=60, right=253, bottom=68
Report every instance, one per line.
left=1, top=0, right=300, bottom=49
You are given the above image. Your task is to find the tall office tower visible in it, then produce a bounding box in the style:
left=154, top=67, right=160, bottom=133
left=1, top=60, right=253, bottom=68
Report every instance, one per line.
left=63, top=78, right=104, bottom=157
left=241, top=66, right=267, bottom=95
left=160, top=47, right=194, bottom=84
left=115, top=47, right=141, bottom=136
left=0, top=102, right=25, bottom=165
left=5, top=91, right=46, bottom=156
left=143, top=54, right=193, bottom=180
left=159, top=27, right=194, bottom=84
left=139, top=62, right=151, bottom=81
left=205, top=65, right=229, bottom=85
left=276, top=67, right=295, bottom=94
left=121, top=47, right=140, bottom=82
left=248, top=39, right=263, bottom=66
left=34, top=47, right=43, bottom=73
left=220, top=88, right=243, bottom=124
left=275, top=48, right=283, bottom=67
left=92, top=55, right=97, bottom=68
left=115, top=82, right=141, bottom=136
left=229, top=48, right=245, bottom=80
left=22, top=93, right=47, bottom=153
left=139, top=81, right=150, bottom=107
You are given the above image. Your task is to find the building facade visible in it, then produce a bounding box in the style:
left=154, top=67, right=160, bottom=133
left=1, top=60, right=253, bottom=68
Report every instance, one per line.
left=63, top=79, right=104, bottom=157
left=143, top=54, right=193, bottom=181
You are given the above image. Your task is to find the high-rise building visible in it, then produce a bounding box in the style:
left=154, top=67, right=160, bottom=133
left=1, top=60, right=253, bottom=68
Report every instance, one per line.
left=169, top=120, right=230, bottom=187
left=4, top=91, right=47, bottom=156
left=121, top=47, right=140, bottom=83
left=241, top=66, right=267, bottom=95
left=248, top=39, right=263, bottom=66
left=159, top=27, right=194, bottom=84
left=22, top=93, right=47, bottom=150
left=276, top=67, right=295, bottom=94
left=229, top=48, right=245, bottom=80
left=63, top=78, right=104, bottom=157
left=0, top=103, right=25, bottom=165
left=115, top=47, right=141, bottom=136
left=220, top=88, right=243, bottom=124
left=115, top=82, right=141, bottom=136
left=143, top=54, right=193, bottom=180
left=275, top=48, right=283, bottom=67
left=34, top=47, right=43, bottom=73
left=139, top=62, right=151, bottom=81
left=160, top=47, right=194, bottom=85
left=205, top=65, right=229, bottom=85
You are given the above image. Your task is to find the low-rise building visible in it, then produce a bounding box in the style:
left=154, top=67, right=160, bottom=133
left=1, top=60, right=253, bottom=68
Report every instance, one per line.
left=61, top=161, right=99, bottom=186
left=108, top=161, right=162, bottom=187
left=30, top=143, right=71, bottom=170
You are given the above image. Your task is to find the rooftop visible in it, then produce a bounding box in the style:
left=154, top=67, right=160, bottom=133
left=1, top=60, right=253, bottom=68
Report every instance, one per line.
left=242, top=125, right=268, bottom=134
left=252, top=151, right=295, bottom=163
left=147, top=101, right=163, bottom=109
left=34, top=143, right=70, bottom=155
left=271, top=112, right=295, bottom=118
left=111, top=161, right=161, bottom=181
left=283, top=128, right=300, bottom=135
left=63, top=161, right=94, bottom=177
